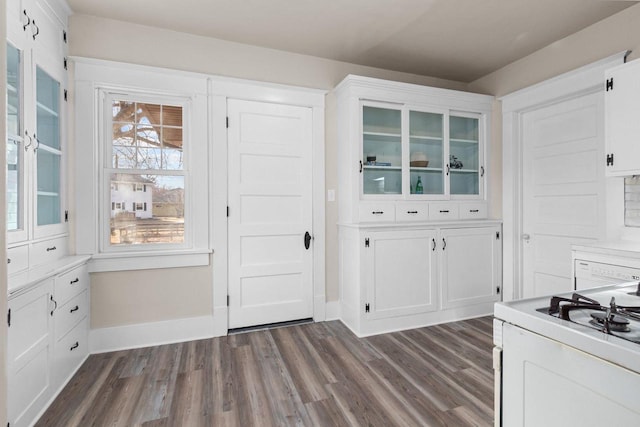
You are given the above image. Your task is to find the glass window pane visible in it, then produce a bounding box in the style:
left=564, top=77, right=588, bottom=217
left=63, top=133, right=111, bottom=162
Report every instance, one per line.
left=136, top=103, right=161, bottom=125
left=37, top=150, right=61, bottom=226
left=36, top=67, right=60, bottom=150
left=137, top=148, right=162, bottom=169
left=449, top=115, right=480, bottom=196
left=163, top=148, right=183, bottom=170
left=163, top=105, right=182, bottom=127
left=113, top=146, right=137, bottom=168
left=113, top=123, right=135, bottom=146
left=162, top=127, right=183, bottom=150
left=136, top=124, right=160, bottom=148
left=112, top=101, right=135, bottom=121
left=110, top=173, right=185, bottom=245
left=7, top=43, right=20, bottom=136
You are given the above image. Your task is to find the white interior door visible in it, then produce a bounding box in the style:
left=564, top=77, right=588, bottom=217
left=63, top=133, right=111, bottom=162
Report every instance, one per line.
left=227, top=99, right=313, bottom=329
left=522, top=92, right=605, bottom=298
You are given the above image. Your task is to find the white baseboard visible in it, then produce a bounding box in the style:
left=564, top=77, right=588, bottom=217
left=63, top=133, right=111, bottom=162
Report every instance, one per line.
left=325, top=300, right=341, bottom=321
left=90, top=315, right=215, bottom=353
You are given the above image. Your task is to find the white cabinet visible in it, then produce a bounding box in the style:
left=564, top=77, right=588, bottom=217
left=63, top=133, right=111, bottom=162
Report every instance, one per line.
left=440, top=226, right=502, bottom=308
left=339, top=223, right=502, bottom=336
left=7, top=280, right=54, bottom=427
left=6, top=0, right=69, bottom=251
left=335, top=75, right=493, bottom=224
left=604, top=58, right=640, bottom=176
left=364, top=230, right=438, bottom=319
left=7, top=261, right=89, bottom=427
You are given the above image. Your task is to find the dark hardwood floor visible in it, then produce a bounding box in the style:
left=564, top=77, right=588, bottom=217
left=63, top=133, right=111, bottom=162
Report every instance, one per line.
left=37, top=317, right=494, bottom=426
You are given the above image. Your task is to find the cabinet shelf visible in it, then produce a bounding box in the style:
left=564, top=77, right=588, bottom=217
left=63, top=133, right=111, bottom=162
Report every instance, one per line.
left=363, top=165, right=402, bottom=171
left=36, top=101, right=59, bottom=118
left=410, top=135, right=443, bottom=142
left=450, top=169, right=478, bottom=174
left=450, top=138, right=478, bottom=144
left=410, top=167, right=443, bottom=172
left=363, top=131, right=401, bottom=138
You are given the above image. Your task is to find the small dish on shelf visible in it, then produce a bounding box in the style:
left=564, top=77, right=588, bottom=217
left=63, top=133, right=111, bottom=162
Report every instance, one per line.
left=410, top=160, right=429, bottom=167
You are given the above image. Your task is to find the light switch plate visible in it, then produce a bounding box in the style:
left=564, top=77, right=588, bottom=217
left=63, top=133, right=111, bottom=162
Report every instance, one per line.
left=327, top=189, right=335, bottom=202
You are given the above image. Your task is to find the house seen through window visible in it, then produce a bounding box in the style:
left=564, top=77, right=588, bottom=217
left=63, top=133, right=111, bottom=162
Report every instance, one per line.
left=109, top=100, right=185, bottom=246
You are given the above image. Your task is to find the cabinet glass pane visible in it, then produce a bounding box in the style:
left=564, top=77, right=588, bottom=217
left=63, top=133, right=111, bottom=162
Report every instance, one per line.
left=37, top=150, right=61, bottom=225
left=450, top=115, right=479, bottom=195
left=7, top=43, right=22, bottom=231
left=362, top=106, right=401, bottom=195
left=410, top=111, right=444, bottom=195
left=36, top=67, right=60, bottom=150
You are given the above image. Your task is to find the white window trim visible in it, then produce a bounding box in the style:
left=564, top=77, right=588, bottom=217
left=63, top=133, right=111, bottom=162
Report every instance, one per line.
left=74, top=59, right=210, bottom=271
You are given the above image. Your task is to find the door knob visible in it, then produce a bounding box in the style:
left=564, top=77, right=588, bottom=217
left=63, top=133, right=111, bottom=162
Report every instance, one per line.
left=304, top=231, right=312, bottom=250
left=522, top=234, right=531, bottom=242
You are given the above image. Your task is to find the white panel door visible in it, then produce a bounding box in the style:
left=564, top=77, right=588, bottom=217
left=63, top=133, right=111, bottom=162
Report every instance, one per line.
left=522, top=93, right=605, bottom=298
left=227, top=99, right=313, bottom=329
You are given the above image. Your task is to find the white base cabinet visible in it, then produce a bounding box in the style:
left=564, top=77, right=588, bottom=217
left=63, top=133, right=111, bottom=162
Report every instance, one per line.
left=8, top=259, right=90, bottom=427
left=339, top=222, right=501, bottom=337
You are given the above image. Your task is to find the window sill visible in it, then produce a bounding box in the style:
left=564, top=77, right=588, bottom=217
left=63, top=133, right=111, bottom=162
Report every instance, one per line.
left=88, top=249, right=212, bottom=273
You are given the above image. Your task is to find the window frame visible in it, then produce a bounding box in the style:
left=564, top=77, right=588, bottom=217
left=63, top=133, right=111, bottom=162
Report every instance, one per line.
left=99, top=91, right=192, bottom=253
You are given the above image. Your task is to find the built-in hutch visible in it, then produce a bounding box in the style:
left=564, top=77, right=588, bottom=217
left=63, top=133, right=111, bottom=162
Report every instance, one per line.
left=6, top=0, right=90, bottom=426
left=335, top=75, right=502, bottom=336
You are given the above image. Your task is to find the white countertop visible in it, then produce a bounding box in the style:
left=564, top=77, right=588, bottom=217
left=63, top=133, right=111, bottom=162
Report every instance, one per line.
left=494, top=282, right=640, bottom=374
left=573, top=240, right=640, bottom=259
left=8, top=255, right=91, bottom=297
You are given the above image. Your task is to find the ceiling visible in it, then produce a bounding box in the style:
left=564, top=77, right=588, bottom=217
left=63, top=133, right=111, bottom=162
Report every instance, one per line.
left=66, top=0, right=637, bottom=83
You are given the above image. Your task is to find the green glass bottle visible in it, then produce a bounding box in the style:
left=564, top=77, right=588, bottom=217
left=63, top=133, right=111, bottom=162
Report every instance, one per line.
left=415, top=176, right=423, bottom=194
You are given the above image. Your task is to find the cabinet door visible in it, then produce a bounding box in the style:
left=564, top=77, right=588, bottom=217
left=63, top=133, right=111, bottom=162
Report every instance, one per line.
left=32, top=57, right=66, bottom=238
left=6, top=41, right=30, bottom=244
left=364, top=229, right=438, bottom=319
left=440, top=226, right=501, bottom=308
left=8, top=281, right=54, bottom=427
left=408, top=109, right=446, bottom=196
left=361, top=103, right=402, bottom=196
left=449, top=113, right=483, bottom=197
left=604, top=59, right=640, bottom=176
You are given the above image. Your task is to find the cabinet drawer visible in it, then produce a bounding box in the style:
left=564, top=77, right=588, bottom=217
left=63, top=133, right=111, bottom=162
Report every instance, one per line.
left=459, top=203, right=488, bottom=220
left=7, top=245, right=29, bottom=276
left=55, top=264, right=89, bottom=306
left=55, top=290, right=88, bottom=342
left=30, top=237, right=68, bottom=267
left=395, top=203, right=430, bottom=222
left=54, top=318, right=88, bottom=387
left=428, top=203, right=460, bottom=221
left=359, top=203, right=396, bottom=222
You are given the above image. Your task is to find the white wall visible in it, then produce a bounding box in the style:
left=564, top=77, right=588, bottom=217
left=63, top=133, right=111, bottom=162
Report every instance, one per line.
left=68, top=14, right=469, bottom=329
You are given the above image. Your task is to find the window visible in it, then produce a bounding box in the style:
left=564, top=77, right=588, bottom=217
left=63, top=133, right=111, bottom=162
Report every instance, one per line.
left=6, top=42, right=22, bottom=232
left=106, top=98, right=186, bottom=247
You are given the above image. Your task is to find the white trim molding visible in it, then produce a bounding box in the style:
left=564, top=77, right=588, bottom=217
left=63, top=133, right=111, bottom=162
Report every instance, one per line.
left=90, top=315, right=215, bottom=353
left=500, top=51, right=627, bottom=301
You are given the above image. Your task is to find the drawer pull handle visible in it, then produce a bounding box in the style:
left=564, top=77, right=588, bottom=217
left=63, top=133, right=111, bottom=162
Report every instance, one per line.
left=439, top=210, right=450, bottom=213
left=70, top=278, right=80, bottom=284
left=432, top=238, right=436, bottom=251
left=70, top=305, right=79, bottom=313
left=470, top=209, right=479, bottom=213
left=46, top=246, right=57, bottom=252
left=50, top=295, right=57, bottom=316
left=372, top=211, right=384, bottom=215
left=70, top=342, right=79, bottom=351
left=407, top=210, right=418, bottom=214
left=7, top=258, right=10, bottom=264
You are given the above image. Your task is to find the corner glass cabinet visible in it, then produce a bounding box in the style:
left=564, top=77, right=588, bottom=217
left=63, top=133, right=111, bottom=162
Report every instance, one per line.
left=361, top=103, right=483, bottom=199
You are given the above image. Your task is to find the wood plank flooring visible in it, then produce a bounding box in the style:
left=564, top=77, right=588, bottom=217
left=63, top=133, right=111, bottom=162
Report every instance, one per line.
left=37, top=317, right=495, bottom=426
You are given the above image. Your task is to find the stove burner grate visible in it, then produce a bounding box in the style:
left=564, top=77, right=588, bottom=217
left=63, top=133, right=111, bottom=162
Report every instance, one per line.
left=589, top=312, right=631, bottom=332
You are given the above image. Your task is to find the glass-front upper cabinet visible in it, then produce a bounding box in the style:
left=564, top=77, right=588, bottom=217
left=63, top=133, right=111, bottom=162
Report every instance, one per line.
left=449, top=113, right=481, bottom=196
left=35, top=66, right=62, bottom=227
left=409, top=110, right=445, bottom=195
left=362, top=104, right=402, bottom=195
left=359, top=103, right=484, bottom=199
left=6, top=43, right=25, bottom=238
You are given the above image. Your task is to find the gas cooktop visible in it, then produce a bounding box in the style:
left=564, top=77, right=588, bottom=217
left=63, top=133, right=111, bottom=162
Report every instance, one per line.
left=539, top=283, right=640, bottom=345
